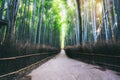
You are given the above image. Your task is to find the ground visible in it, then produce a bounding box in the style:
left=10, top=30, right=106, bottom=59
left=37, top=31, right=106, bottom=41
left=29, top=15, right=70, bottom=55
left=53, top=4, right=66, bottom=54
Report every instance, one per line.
left=27, top=50, right=120, bottom=80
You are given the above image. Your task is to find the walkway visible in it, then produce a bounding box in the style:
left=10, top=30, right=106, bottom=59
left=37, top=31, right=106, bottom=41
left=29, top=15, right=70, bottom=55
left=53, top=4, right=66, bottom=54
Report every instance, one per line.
left=27, top=50, right=120, bottom=80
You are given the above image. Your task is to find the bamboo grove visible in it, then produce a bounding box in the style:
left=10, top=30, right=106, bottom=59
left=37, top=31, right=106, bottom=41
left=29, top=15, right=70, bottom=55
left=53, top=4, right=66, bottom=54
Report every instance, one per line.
left=0, top=0, right=82, bottom=48
left=0, top=0, right=62, bottom=48
left=65, top=0, right=120, bottom=46
left=0, top=0, right=120, bottom=48
left=80, top=0, right=120, bottom=44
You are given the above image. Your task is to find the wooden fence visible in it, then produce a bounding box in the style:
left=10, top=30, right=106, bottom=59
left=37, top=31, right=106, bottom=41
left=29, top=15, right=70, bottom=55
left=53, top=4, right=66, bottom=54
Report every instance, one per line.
left=0, top=52, right=58, bottom=80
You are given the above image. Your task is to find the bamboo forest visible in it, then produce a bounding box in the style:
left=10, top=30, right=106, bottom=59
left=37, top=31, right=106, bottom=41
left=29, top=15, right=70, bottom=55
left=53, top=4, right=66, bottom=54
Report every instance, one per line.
left=0, top=0, right=120, bottom=80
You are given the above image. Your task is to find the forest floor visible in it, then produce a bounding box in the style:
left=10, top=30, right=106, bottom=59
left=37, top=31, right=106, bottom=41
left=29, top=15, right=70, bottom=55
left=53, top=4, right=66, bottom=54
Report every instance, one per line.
left=22, top=50, right=120, bottom=80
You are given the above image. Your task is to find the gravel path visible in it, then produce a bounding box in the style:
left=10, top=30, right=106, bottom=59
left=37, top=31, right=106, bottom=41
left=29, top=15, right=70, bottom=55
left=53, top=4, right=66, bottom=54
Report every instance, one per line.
left=28, top=50, right=120, bottom=80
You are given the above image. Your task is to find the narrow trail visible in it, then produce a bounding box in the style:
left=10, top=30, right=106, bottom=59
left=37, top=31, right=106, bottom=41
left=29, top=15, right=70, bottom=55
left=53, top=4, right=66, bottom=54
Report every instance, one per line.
left=28, top=50, right=120, bottom=80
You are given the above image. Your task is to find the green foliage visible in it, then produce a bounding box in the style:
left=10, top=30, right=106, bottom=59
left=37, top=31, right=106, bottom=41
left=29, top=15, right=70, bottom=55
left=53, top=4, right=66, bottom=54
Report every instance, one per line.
left=14, top=0, right=63, bottom=48
left=0, top=0, right=78, bottom=48
left=0, top=0, right=2, bottom=7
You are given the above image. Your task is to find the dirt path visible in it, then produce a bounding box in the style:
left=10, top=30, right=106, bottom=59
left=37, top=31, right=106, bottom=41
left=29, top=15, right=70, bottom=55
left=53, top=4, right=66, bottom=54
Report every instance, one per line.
left=28, top=50, right=120, bottom=80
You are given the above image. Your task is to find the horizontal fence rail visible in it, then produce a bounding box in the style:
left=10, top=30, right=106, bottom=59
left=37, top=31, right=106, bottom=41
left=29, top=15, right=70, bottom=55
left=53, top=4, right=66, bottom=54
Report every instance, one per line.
left=74, top=52, right=120, bottom=58
left=65, top=51, right=120, bottom=72
left=0, top=51, right=58, bottom=80
left=95, top=62, right=120, bottom=68
left=75, top=57, right=120, bottom=68
left=0, top=52, right=56, bottom=60
left=0, top=55, right=55, bottom=79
